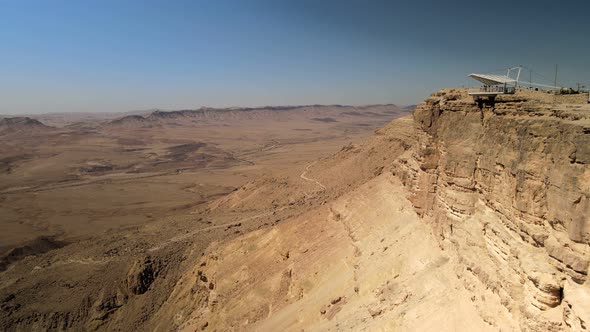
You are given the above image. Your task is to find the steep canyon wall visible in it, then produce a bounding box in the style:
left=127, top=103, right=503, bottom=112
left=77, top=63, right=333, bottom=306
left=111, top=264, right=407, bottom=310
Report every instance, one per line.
left=394, top=88, right=590, bottom=331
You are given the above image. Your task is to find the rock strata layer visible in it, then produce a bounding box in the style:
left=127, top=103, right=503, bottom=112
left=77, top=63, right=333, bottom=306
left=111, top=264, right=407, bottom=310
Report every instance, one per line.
left=394, top=88, right=590, bottom=330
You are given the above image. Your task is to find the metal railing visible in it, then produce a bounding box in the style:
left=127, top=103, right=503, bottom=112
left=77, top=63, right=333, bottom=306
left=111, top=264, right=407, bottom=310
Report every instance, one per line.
left=478, top=85, right=515, bottom=94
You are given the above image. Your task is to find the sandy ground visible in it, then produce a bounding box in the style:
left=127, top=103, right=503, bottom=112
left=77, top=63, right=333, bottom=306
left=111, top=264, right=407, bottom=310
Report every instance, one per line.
left=0, top=105, right=406, bottom=251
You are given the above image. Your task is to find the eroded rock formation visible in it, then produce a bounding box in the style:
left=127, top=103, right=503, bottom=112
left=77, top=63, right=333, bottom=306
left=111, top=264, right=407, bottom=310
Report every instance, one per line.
left=394, top=88, right=590, bottom=330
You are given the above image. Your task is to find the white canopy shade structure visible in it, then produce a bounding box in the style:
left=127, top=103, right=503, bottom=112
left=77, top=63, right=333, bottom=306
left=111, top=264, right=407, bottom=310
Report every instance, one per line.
left=468, top=73, right=517, bottom=86
left=468, top=67, right=522, bottom=96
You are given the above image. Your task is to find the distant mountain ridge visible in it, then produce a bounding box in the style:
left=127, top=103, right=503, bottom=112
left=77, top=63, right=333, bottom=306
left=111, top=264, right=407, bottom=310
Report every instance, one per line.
left=105, top=104, right=407, bottom=128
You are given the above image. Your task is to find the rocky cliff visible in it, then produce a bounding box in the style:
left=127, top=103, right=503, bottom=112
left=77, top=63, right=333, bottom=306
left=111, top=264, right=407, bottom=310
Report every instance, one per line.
left=394, top=88, right=590, bottom=330
left=170, top=88, right=590, bottom=331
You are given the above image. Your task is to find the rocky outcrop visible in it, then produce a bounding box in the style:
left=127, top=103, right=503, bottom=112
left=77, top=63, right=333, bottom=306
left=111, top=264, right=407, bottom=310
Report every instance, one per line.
left=0, top=117, right=53, bottom=135
left=0, top=236, right=66, bottom=272
left=393, top=88, right=590, bottom=331
left=126, top=256, right=160, bottom=295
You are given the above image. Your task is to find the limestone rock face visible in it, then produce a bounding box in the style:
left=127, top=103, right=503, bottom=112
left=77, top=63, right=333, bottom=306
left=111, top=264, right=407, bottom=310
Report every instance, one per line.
left=394, top=88, right=590, bottom=330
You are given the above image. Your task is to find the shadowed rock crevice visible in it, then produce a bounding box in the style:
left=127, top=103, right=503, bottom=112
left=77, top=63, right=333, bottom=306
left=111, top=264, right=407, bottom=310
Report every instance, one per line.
left=0, top=236, right=67, bottom=272
left=126, top=256, right=160, bottom=295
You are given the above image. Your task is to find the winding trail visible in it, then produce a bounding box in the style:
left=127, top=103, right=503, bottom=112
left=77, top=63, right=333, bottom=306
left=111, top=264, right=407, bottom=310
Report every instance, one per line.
left=300, top=161, right=327, bottom=190
left=149, top=160, right=326, bottom=252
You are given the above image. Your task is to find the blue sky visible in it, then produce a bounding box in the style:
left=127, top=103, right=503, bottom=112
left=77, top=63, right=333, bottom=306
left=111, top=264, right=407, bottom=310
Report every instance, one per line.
left=1, top=0, right=589, bottom=114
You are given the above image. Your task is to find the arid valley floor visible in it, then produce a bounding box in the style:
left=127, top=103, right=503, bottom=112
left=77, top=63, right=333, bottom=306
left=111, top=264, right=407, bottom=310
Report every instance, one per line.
left=2, top=89, right=590, bottom=331
left=0, top=104, right=410, bottom=330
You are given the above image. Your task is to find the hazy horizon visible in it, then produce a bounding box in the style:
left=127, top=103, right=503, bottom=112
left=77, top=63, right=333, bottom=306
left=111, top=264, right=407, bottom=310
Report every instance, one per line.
left=1, top=103, right=416, bottom=117
left=1, top=0, right=589, bottom=114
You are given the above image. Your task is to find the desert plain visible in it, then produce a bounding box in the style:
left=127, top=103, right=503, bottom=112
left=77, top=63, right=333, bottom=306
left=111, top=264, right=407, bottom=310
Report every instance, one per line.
left=0, top=104, right=409, bottom=330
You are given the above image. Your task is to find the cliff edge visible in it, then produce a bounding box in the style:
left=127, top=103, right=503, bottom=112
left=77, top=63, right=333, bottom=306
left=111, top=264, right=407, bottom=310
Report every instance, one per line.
left=172, top=88, right=590, bottom=331
left=397, top=88, right=590, bottom=330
